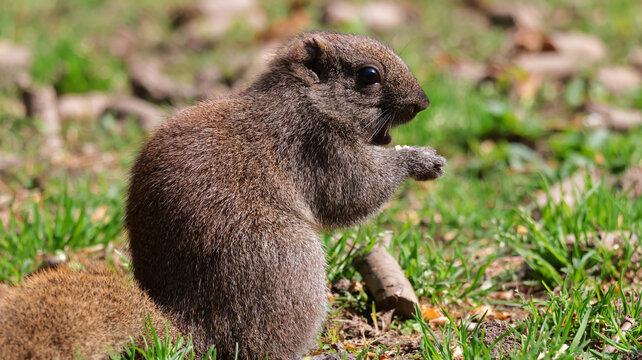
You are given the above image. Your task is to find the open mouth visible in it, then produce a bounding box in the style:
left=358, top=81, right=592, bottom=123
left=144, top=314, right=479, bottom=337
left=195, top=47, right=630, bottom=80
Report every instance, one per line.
left=371, top=122, right=392, bottom=145
left=370, top=110, right=414, bottom=146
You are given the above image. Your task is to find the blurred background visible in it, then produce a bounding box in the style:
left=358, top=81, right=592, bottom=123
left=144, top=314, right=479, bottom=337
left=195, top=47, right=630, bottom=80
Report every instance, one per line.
left=1, top=0, right=641, bottom=357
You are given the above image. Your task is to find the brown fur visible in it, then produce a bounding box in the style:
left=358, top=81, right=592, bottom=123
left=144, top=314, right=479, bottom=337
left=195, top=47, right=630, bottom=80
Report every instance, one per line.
left=127, top=31, right=444, bottom=359
left=0, top=264, right=175, bottom=360
left=0, top=31, right=445, bottom=360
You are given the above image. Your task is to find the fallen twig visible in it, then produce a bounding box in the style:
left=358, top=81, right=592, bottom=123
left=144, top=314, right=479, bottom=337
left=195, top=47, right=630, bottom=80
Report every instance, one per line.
left=604, top=315, right=636, bottom=353
left=355, top=245, right=419, bottom=318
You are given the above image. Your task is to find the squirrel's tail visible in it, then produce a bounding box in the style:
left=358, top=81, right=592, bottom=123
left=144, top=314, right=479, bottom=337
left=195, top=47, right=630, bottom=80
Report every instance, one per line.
left=0, top=263, right=176, bottom=360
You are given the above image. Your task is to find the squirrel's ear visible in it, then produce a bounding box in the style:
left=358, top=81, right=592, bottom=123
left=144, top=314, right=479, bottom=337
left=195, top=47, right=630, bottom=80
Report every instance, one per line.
left=290, top=34, right=329, bottom=85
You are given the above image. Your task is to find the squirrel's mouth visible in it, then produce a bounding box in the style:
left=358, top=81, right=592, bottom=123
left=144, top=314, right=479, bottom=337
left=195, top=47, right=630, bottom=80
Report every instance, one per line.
left=371, top=123, right=392, bottom=145
left=370, top=106, right=417, bottom=146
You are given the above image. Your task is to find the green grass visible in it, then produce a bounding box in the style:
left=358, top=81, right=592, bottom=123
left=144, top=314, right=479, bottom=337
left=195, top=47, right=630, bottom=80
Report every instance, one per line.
left=110, top=317, right=217, bottom=360
left=0, top=0, right=641, bottom=359
left=0, top=182, right=123, bottom=282
left=416, top=284, right=642, bottom=359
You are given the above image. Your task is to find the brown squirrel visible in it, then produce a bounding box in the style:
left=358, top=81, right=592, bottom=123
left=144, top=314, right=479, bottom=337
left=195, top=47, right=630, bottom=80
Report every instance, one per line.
left=0, top=31, right=445, bottom=360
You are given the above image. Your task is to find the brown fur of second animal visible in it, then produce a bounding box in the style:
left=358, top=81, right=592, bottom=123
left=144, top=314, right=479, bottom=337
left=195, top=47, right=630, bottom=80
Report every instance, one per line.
left=0, top=264, right=175, bottom=360
left=0, top=31, right=445, bottom=360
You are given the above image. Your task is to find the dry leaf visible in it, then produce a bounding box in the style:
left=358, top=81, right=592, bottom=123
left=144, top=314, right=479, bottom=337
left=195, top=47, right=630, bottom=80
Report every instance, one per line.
left=514, top=53, right=576, bottom=79
left=513, top=27, right=550, bottom=52
left=493, top=290, right=514, bottom=301
left=0, top=40, right=32, bottom=70
left=549, top=32, right=606, bottom=64
left=584, top=103, right=642, bottom=132
left=173, top=0, right=266, bottom=40
left=470, top=305, right=493, bottom=318
left=349, top=281, right=363, bottom=293
left=494, top=311, right=512, bottom=321
left=482, top=2, right=543, bottom=30
left=106, top=96, right=165, bottom=131
left=91, top=205, right=108, bottom=223
left=451, top=61, right=487, bottom=83
left=0, top=40, right=32, bottom=86
left=323, top=2, right=360, bottom=25
left=128, top=58, right=195, bottom=103
left=323, top=1, right=409, bottom=31
left=22, top=86, right=64, bottom=159
left=430, top=316, right=450, bottom=326
left=619, top=166, right=642, bottom=199
left=362, top=2, right=408, bottom=31
left=595, top=66, right=642, bottom=94
left=421, top=305, right=442, bottom=321
left=256, top=2, right=309, bottom=42
left=535, top=169, right=602, bottom=209
left=451, top=345, right=463, bottom=359
left=58, top=92, right=112, bottom=120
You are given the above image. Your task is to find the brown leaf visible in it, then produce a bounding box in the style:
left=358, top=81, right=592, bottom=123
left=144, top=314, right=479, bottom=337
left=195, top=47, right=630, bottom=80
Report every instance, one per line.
left=595, top=66, right=642, bottom=94
left=91, top=205, right=108, bottom=223
left=0, top=40, right=32, bottom=87
left=128, top=58, right=195, bottom=104
left=514, top=74, right=543, bottom=101
left=173, top=0, right=267, bottom=40
left=566, top=231, right=639, bottom=252
left=361, top=1, right=408, bottom=31
left=567, top=231, right=640, bottom=269
left=256, top=2, right=309, bottom=42
left=57, top=92, right=164, bottom=132
left=109, top=30, right=137, bottom=59
left=58, top=92, right=112, bottom=120
left=514, top=53, right=577, bottom=79
left=473, top=1, right=543, bottom=30
left=0, top=40, right=31, bottom=69
left=451, top=61, right=487, bottom=83
left=0, top=154, right=23, bottom=172
left=549, top=32, right=606, bottom=65
left=470, top=305, right=493, bottom=318
left=322, top=2, right=360, bottom=25
left=420, top=305, right=442, bottom=321
left=22, top=86, right=64, bottom=159
left=429, top=316, right=450, bottom=326
left=323, top=1, right=410, bottom=31
left=105, top=96, right=165, bottom=132
left=513, top=27, right=551, bottom=52
left=584, top=103, right=642, bottom=132
left=349, top=280, right=363, bottom=293
left=618, top=166, right=642, bottom=200
left=535, top=170, right=602, bottom=209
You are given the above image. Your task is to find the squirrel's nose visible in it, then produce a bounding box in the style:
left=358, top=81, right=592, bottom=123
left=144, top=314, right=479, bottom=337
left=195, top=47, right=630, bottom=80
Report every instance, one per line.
left=413, top=91, right=431, bottom=114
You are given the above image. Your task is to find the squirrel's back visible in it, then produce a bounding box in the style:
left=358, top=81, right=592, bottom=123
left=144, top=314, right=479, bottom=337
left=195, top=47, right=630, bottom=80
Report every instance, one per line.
left=0, top=265, right=173, bottom=360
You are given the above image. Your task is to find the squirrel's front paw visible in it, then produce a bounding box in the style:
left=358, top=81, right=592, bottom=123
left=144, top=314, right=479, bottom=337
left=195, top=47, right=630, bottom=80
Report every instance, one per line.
left=396, top=145, right=446, bottom=181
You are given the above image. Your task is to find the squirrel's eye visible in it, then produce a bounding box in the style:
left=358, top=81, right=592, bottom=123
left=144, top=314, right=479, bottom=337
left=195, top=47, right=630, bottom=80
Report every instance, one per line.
left=357, top=67, right=381, bottom=85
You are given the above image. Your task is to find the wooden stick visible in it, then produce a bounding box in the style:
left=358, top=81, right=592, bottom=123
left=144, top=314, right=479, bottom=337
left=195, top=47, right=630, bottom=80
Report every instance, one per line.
left=355, top=245, right=419, bottom=318
left=604, top=314, right=636, bottom=353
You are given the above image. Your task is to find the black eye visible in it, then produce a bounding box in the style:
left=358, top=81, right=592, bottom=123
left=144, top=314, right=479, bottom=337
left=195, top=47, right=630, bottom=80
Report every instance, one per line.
left=357, top=67, right=381, bottom=85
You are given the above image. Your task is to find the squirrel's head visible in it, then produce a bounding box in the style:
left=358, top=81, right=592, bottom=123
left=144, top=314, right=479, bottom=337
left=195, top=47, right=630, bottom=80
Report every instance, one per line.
left=267, top=31, right=430, bottom=146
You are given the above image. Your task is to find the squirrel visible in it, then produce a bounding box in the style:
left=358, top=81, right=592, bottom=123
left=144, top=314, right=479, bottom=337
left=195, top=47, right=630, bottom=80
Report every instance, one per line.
left=0, top=31, right=445, bottom=360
